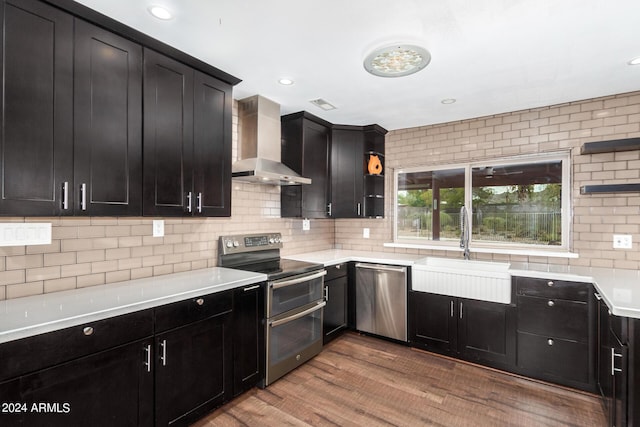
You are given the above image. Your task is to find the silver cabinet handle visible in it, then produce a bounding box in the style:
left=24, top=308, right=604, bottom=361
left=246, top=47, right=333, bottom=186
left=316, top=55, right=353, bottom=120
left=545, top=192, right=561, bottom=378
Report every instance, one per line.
left=547, top=300, right=555, bottom=307
left=186, top=192, right=193, bottom=213
left=450, top=300, right=454, bottom=317
left=324, top=285, right=329, bottom=301
left=83, top=326, right=94, bottom=336
left=335, top=264, right=341, bottom=270
left=62, top=181, right=69, bottom=210
left=80, top=183, right=87, bottom=211
left=357, top=202, right=361, bottom=216
left=144, top=344, right=152, bottom=372
left=547, top=339, right=554, bottom=346
left=195, top=298, right=204, bottom=306
left=197, top=192, right=202, bottom=213
left=459, top=302, right=463, bottom=319
left=547, top=281, right=554, bottom=287
left=612, top=347, right=623, bottom=374
left=160, top=339, right=167, bottom=366
left=243, top=284, right=261, bottom=292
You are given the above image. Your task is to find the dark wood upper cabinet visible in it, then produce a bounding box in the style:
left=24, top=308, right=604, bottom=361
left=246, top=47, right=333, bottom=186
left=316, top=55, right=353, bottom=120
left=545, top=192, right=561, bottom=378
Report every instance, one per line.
left=0, top=0, right=73, bottom=215
left=331, top=127, right=364, bottom=218
left=281, top=112, right=332, bottom=219
left=143, top=48, right=194, bottom=217
left=143, top=49, right=232, bottom=217
left=74, top=19, right=142, bottom=216
left=193, top=71, right=232, bottom=217
left=0, top=0, right=235, bottom=217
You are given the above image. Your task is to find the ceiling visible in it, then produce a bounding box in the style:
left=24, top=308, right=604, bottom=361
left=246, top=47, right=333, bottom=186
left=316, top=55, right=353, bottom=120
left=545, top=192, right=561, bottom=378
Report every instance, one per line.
left=73, top=0, right=640, bottom=131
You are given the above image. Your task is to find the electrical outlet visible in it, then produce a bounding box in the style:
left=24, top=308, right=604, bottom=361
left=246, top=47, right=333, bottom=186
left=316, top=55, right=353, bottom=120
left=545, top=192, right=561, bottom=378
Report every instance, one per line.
left=613, top=234, right=632, bottom=249
left=363, top=228, right=370, bottom=238
left=153, top=220, right=165, bottom=237
left=302, top=219, right=310, bottom=231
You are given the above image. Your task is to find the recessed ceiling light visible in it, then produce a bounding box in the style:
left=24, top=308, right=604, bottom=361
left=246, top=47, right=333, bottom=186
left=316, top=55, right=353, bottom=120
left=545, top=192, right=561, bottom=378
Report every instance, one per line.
left=278, top=78, right=294, bottom=85
left=364, top=44, right=431, bottom=78
left=310, top=98, right=336, bottom=111
left=148, top=5, right=173, bottom=20
left=441, top=98, right=456, bottom=104
left=628, top=56, right=640, bottom=65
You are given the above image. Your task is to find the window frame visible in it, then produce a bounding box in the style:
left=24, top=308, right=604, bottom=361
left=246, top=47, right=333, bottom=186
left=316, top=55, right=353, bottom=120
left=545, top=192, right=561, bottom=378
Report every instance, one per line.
left=393, top=152, right=571, bottom=252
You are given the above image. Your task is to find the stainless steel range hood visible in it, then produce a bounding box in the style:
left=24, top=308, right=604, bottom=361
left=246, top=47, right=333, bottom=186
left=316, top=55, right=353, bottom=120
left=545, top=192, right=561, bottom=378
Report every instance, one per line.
left=233, top=95, right=311, bottom=185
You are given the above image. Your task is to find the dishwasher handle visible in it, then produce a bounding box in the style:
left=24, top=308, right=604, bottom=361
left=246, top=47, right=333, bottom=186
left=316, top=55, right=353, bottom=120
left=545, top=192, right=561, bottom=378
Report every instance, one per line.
left=355, top=263, right=406, bottom=274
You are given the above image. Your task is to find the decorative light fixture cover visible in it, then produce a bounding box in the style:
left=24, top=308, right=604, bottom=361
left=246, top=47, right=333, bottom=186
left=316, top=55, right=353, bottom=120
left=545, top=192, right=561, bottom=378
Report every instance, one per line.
left=364, top=44, right=431, bottom=77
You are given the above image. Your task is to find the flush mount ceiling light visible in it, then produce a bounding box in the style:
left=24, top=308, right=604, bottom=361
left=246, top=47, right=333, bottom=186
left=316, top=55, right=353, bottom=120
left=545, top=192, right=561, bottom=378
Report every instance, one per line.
left=148, top=5, right=173, bottom=20
left=278, top=78, right=294, bottom=85
left=364, top=44, right=431, bottom=77
left=441, top=98, right=456, bottom=104
left=628, top=56, right=640, bottom=65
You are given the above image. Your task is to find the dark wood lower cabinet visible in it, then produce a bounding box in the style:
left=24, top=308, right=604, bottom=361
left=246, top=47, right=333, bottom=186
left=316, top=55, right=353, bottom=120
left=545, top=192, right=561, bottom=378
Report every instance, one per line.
left=409, top=291, right=515, bottom=369
left=0, top=339, right=153, bottom=427
left=323, top=264, right=348, bottom=344
left=233, top=283, right=265, bottom=394
left=155, top=314, right=232, bottom=427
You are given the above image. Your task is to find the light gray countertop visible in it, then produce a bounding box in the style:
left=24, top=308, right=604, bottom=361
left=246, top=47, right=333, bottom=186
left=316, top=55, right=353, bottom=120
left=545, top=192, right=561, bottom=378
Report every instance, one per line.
left=0, top=267, right=267, bottom=344
left=286, top=250, right=640, bottom=319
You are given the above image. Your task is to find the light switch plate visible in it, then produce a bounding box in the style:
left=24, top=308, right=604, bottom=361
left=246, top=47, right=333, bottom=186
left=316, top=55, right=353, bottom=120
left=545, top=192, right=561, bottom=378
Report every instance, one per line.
left=153, top=220, right=165, bottom=237
left=0, top=223, right=51, bottom=246
left=302, top=219, right=310, bottom=231
left=363, top=228, right=370, bottom=238
left=613, top=234, right=632, bottom=249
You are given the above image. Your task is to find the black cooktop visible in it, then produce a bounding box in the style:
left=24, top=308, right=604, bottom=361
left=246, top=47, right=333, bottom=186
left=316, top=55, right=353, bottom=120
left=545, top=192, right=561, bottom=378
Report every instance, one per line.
left=236, top=258, right=324, bottom=281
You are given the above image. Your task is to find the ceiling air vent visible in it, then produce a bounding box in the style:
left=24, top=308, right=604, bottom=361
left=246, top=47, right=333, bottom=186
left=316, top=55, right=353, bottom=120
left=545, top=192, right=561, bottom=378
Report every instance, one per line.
left=309, top=98, right=336, bottom=111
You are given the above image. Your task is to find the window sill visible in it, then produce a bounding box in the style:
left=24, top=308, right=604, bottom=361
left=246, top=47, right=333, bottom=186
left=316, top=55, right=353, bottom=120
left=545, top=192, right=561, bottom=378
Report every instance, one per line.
left=383, top=242, right=579, bottom=259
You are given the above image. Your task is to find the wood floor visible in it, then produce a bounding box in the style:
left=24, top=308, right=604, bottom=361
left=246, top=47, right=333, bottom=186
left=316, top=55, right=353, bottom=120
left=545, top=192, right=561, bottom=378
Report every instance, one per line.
left=193, top=332, right=607, bottom=427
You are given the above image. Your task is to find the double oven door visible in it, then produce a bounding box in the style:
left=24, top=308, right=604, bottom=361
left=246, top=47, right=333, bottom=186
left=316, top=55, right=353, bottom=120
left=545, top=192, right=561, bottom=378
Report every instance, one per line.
left=266, top=269, right=326, bottom=386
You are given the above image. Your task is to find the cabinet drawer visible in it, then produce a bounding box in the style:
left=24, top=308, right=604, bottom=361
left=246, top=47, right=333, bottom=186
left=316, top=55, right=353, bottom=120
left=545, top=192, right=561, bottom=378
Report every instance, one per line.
left=517, top=331, right=590, bottom=384
left=517, top=296, right=588, bottom=342
left=155, top=289, right=233, bottom=333
left=515, top=277, right=590, bottom=302
left=325, top=263, right=347, bottom=281
left=0, top=309, right=153, bottom=381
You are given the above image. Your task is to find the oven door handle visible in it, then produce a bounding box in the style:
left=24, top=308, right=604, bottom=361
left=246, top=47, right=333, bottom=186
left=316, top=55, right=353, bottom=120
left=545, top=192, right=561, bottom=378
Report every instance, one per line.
left=270, top=270, right=327, bottom=289
left=269, top=301, right=326, bottom=328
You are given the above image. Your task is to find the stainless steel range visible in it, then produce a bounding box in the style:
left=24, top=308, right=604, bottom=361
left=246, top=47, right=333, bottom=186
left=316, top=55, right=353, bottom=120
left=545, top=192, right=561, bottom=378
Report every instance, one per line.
left=218, top=233, right=326, bottom=386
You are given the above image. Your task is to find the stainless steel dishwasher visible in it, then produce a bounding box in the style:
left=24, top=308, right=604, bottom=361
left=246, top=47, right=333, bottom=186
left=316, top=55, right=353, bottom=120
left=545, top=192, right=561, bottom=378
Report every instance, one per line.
left=355, top=263, right=407, bottom=342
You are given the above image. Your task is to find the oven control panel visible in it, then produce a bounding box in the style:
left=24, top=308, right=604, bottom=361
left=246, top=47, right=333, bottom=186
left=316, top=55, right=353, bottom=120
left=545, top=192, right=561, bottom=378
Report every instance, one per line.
left=219, top=233, right=283, bottom=255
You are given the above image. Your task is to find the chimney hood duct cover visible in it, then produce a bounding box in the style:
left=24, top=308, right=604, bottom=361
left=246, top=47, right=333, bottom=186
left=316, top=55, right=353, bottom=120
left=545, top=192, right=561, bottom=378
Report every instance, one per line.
left=232, top=95, right=311, bottom=185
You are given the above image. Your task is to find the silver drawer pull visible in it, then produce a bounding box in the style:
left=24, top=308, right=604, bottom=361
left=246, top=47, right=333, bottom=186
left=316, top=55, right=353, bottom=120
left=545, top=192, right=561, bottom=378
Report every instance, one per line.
left=547, top=300, right=555, bottom=307
left=195, top=298, right=204, bottom=306
left=83, top=326, right=94, bottom=336
left=547, top=281, right=554, bottom=287
left=144, top=344, right=152, bottom=372
left=335, top=264, right=341, bottom=269
left=547, top=339, right=554, bottom=346
left=243, top=284, right=261, bottom=292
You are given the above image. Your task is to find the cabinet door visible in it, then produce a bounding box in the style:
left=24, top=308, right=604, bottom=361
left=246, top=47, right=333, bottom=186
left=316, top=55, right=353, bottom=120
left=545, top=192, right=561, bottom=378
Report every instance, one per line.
left=0, top=0, right=73, bottom=216
left=0, top=339, right=153, bottom=427
left=301, top=120, right=330, bottom=218
left=324, top=275, right=348, bottom=343
left=74, top=20, right=142, bottom=216
left=409, top=292, right=456, bottom=353
left=193, top=71, right=232, bottom=217
left=143, top=48, right=194, bottom=216
left=331, top=128, right=363, bottom=218
left=458, top=298, right=515, bottom=367
left=155, top=314, right=232, bottom=426
left=233, top=283, right=265, bottom=395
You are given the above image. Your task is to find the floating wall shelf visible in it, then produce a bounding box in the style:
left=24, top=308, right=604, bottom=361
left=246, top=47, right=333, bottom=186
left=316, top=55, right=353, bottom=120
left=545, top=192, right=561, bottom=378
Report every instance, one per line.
left=580, top=184, right=640, bottom=194
left=580, top=137, right=640, bottom=154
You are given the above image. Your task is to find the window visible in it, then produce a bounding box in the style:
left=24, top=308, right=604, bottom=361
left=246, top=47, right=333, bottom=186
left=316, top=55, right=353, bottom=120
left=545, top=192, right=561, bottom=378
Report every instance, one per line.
left=395, top=153, right=570, bottom=250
